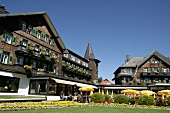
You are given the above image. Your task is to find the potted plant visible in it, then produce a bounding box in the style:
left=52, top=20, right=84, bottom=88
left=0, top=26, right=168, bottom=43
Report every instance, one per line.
left=51, top=55, right=56, bottom=60
left=38, top=68, right=44, bottom=72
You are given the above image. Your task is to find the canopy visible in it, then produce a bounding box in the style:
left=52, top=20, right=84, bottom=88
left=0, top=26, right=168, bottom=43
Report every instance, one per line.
left=121, top=89, right=138, bottom=95
left=79, top=87, right=94, bottom=91
left=140, top=90, right=156, bottom=96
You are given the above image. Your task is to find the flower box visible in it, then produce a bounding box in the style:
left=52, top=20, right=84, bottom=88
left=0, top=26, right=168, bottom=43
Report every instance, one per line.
left=38, top=68, right=44, bottom=72
left=40, top=51, right=46, bottom=56
left=24, top=65, right=32, bottom=70
left=51, top=55, right=56, bottom=60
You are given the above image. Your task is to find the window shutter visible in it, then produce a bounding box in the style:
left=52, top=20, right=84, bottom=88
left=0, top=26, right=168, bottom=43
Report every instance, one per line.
left=8, top=53, right=13, bottom=65
left=51, top=39, right=55, bottom=46
left=56, top=67, right=58, bottom=75
left=12, top=34, right=17, bottom=46
left=57, top=54, right=59, bottom=62
left=1, top=32, right=6, bottom=42
left=27, top=41, right=30, bottom=47
left=39, top=46, right=42, bottom=52
left=16, top=57, right=19, bottom=64
left=0, top=50, right=3, bottom=62
left=32, top=27, right=38, bottom=37
left=19, top=38, right=23, bottom=45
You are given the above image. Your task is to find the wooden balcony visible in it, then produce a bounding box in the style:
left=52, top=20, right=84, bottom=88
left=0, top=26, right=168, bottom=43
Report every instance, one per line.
left=15, top=45, right=53, bottom=63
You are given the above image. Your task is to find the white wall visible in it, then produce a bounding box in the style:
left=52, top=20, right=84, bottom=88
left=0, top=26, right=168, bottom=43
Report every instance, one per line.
left=0, top=71, right=30, bottom=96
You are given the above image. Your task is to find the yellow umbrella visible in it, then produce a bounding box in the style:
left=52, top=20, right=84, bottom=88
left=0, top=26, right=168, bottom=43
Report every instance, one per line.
left=121, top=89, right=138, bottom=95
left=157, top=90, right=170, bottom=95
left=79, top=87, right=94, bottom=91
left=157, top=90, right=170, bottom=99
left=140, top=90, right=156, bottom=96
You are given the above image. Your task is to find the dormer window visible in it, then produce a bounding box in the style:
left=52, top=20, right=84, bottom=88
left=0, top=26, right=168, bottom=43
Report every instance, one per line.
left=37, top=30, right=41, bottom=39
left=63, top=54, right=68, bottom=58
left=22, top=23, right=26, bottom=32
left=45, top=35, right=49, bottom=43
left=28, top=26, right=32, bottom=34
left=5, top=33, right=12, bottom=44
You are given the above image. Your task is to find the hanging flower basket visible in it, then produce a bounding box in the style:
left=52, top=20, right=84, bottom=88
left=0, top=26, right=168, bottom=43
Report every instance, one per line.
left=51, top=55, right=56, bottom=60
left=24, top=65, right=32, bottom=70
left=40, top=51, right=46, bottom=56
left=28, top=46, right=34, bottom=51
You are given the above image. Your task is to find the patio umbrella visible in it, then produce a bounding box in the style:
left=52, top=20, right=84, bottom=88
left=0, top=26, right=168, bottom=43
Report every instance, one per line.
left=157, top=90, right=170, bottom=99
left=140, top=90, right=156, bottom=98
left=79, top=87, right=94, bottom=91
left=121, top=89, right=138, bottom=95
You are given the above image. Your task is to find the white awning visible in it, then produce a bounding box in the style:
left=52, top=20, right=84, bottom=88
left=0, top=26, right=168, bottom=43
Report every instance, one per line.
left=51, top=78, right=97, bottom=89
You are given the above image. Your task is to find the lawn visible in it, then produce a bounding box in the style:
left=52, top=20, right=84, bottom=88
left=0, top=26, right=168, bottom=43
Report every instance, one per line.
left=1, top=107, right=170, bottom=113
left=0, top=95, right=45, bottom=99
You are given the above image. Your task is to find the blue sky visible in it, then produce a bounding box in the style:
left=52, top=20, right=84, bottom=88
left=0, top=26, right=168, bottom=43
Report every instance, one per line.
left=1, top=0, right=170, bottom=82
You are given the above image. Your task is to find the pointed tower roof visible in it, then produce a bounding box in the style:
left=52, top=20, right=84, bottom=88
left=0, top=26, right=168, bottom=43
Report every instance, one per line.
left=84, top=41, right=95, bottom=60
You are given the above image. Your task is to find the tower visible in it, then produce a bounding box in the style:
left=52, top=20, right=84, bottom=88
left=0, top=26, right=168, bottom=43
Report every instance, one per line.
left=84, top=42, right=100, bottom=83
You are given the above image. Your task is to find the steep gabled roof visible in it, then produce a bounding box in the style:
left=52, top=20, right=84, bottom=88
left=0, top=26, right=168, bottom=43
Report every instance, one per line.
left=0, top=12, right=68, bottom=53
left=122, top=57, right=144, bottom=67
left=137, top=50, right=170, bottom=68
left=99, top=79, right=113, bottom=85
left=84, top=42, right=95, bottom=60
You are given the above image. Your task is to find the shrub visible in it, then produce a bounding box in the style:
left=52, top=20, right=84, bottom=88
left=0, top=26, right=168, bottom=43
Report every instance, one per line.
left=104, top=94, right=110, bottom=102
left=167, top=96, right=170, bottom=106
left=91, top=93, right=105, bottom=103
left=137, top=95, right=155, bottom=106
left=113, top=94, right=129, bottom=104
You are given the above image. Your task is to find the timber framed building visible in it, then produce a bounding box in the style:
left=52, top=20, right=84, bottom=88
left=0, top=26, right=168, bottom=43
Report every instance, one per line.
left=0, top=6, right=100, bottom=99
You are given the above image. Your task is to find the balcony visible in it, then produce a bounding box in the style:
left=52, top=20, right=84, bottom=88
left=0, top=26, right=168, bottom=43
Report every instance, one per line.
left=15, top=45, right=53, bottom=63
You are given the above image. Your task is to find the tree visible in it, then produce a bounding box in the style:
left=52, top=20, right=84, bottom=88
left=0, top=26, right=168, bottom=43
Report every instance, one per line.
left=98, top=77, right=103, bottom=83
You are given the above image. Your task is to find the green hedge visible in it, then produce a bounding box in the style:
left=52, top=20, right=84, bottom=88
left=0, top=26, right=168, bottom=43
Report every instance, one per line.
left=91, top=93, right=105, bottom=103
left=137, top=95, right=155, bottom=106
left=167, top=96, right=170, bottom=106
left=113, top=94, right=129, bottom=104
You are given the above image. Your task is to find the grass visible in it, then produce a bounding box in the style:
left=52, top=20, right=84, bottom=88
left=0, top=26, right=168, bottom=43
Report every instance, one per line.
left=0, top=95, right=45, bottom=99
left=1, top=107, right=170, bottom=113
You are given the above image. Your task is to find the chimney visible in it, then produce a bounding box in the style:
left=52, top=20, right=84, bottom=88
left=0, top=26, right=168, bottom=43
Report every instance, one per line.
left=126, top=55, right=130, bottom=63
left=0, top=5, right=9, bottom=14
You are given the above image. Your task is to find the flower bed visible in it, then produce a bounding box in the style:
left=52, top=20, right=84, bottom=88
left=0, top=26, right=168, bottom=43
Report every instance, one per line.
left=0, top=101, right=170, bottom=111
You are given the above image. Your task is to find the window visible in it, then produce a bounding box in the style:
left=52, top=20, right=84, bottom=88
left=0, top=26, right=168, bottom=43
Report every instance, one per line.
left=37, top=31, right=41, bottom=39
left=18, top=57, right=24, bottom=65
left=5, top=33, right=12, bottom=44
left=28, top=26, right=32, bottom=34
left=63, top=54, right=68, bottom=58
left=45, top=35, right=49, bottom=43
left=1, top=52, right=9, bottom=64
left=22, top=23, right=26, bottom=32
left=151, top=60, right=155, bottom=63
left=34, top=45, right=39, bottom=51
left=76, top=58, right=80, bottom=63
left=82, top=61, right=85, bottom=66
left=143, top=68, right=148, bottom=72
left=49, top=39, right=52, bottom=45
left=22, top=39, right=27, bottom=47
left=71, top=55, right=75, bottom=61
left=0, top=75, right=19, bottom=92
left=153, top=78, right=159, bottom=82
left=45, top=49, right=49, bottom=55
left=152, top=68, right=158, bottom=72
left=85, top=62, right=88, bottom=67
left=32, top=61, right=37, bottom=68
left=162, top=68, right=169, bottom=72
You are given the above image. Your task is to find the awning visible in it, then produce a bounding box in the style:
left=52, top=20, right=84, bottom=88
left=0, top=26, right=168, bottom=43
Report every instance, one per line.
left=51, top=78, right=97, bottom=89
